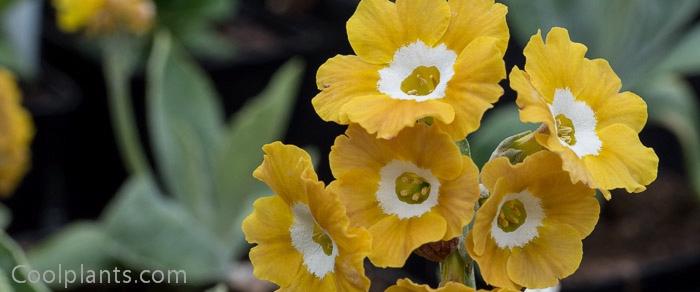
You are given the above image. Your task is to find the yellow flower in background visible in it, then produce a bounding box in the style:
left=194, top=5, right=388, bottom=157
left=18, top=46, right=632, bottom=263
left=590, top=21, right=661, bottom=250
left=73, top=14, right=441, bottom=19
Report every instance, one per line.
left=0, top=69, right=34, bottom=196
left=242, top=142, right=371, bottom=291
left=467, top=151, right=599, bottom=290
left=329, top=124, right=480, bottom=267
left=52, top=0, right=155, bottom=35
left=53, top=0, right=105, bottom=32
left=509, top=27, right=658, bottom=199
left=385, top=278, right=517, bottom=292
left=313, top=0, right=508, bottom=140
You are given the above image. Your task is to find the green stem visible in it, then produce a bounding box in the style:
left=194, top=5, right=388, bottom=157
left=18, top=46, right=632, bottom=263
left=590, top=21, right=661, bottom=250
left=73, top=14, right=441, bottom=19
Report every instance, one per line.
left=103, top=39, right=149, bottom=174
left=439, top=196, right=480, bottom=288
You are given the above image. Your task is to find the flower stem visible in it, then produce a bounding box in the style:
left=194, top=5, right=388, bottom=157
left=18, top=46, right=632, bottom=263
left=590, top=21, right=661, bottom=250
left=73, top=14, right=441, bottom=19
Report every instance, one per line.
left=103, top=38, right=149, bottom=174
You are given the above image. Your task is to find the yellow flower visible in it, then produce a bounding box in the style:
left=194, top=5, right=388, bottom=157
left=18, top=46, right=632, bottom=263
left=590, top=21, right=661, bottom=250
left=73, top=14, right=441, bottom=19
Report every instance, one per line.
left=0, top=69, right=34, bottom=196
left=385, top=278, right=516, bottom=292
left=509, top=27, right=658, bottom=199
left=52, top=0, right=155, bottom=35
left=329, top=124, right=479, bottom=267
left=242, top=142, right=371, bottom=291
left=53, top=0, right=105, bottom=32
left=313, top=0, right=508, bottom=140
left=467, top=151, right=599, bottom=290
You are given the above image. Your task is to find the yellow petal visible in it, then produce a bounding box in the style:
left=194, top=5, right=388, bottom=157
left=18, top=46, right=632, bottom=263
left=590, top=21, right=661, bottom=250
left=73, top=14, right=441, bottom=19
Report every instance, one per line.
left=283, top=268, right=337, bottom=292
left=434, top=157, right=480, bottom=240
left=342, top=95, right=455, bottom=140
left=242, top=196, right=302, bottom=287
left=584, top=124, right=659, bottom=194
left=347, top=0, right=404, bottom=64
left=243, top=196, right=292, bottom=244
left=253, top=142, right=318, bottom=205
left=368, top=212, right=446, bottom=268
left=441, top=0, right=509, bottom=54
left=389, top=123, right=463, bottom=180
left=467, top=233, right=520, bottom=291
left=386, top=278, right=475, bottom=292
left=313, top=55, right=382, bottom=124
left=480, top=151, right=563, bottom=195
left=510, top=67, right=555, bottom=127
left=468, top=178, right=505, bottom=256
left=307, top=183, right=372, bottom=292
left=528, top=171, right=599, bottom=238
left=53, top=0, right=105, bottom=32
left=522, top=28, right=588, bottom=102
left=328, top=175, right=385, bottom=228
left=506, top=223, right=583, bottom=289
left=550, top=143, right=597, bottom=188
left=573, top=58, right=622, bottom=107
left=435, top=37, right=506, bottom=140
left=330, top=124, right=396, bottom=178
left=0, top=69, right=33, bottom=196
left=395, top=0, right=450, bottom=47
left=594, top=91, right=648, bottom=133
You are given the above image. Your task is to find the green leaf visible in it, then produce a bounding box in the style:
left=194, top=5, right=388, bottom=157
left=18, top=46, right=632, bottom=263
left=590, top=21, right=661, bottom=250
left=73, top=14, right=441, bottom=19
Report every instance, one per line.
left=27, top=222, right=115, bottom=289
left=0, top=232, right=49, bottom=292
left=101, top=175, right=231, bottom=284
left=658, top=23, right=700, bottom=75
left=1, top=0, right=41, bottom=78
left=212, top=59, right=304, bottom=248
left=147, top=30, right=224, bottom=224
left=503, top=0, right=700, bottom=89
left=641, top=75, right=700, bottom=194
left=0, top=268, right=14, bottom=292
left=469, top=105, right=535, bottom=167
left=154, top=0, right=237, bottom=58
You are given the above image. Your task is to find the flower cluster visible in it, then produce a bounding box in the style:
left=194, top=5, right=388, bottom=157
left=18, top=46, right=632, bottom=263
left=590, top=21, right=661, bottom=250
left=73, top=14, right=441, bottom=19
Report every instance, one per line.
left=0, top=68, right=34, bottom=196
left=242, top=0, right=658, bottom=291
left=52, top=0, right=155, bottom=35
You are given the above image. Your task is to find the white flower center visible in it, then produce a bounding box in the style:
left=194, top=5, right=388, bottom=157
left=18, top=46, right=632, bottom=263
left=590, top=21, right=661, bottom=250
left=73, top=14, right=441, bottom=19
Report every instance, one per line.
left=290, top=203, right=338, bottom=278
left=377, top=41, right=457, bottom=102
left=490, top=190, right=544, bottom=249
left=377, top=160, right=441, bottom=219
left=549, top=88, right=601, bottom=157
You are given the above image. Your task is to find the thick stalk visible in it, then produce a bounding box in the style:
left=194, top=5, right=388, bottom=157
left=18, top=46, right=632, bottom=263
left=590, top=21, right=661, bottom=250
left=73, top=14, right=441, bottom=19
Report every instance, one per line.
left=439, top=187, right=479, bottom=288
left=103, top=39, right=149, bottom=174
left=438, top=235, right=476, bottom=288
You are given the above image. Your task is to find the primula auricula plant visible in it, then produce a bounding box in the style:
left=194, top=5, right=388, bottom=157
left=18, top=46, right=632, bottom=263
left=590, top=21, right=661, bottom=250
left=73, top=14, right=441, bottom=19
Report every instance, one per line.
left=242, top=0, right=659, bottom=291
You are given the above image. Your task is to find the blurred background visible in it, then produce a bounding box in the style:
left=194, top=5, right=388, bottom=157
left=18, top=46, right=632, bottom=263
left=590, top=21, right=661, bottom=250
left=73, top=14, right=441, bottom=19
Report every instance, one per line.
left=0, top=0, right=699, bottom=291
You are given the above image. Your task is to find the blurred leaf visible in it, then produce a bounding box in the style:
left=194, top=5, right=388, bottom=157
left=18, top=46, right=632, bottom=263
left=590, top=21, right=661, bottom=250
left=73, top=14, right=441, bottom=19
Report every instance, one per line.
left=641, top=75, right=700, bottom=194
left=0, top=232, right=50, bottom=292
left=101, top=175, right=231, bottom=284
left=147, top=30, right=224, bottom=224
left=503, top=0, right=700, bottom=89
left=154, top=0, right=237, bottom=59
left=27, top=222, right=115, bottom=289
left=182, top=28, right=237, bottom=61
left=469, top=105, right=535, bottom=167
left=0, top=269, right=13, bottom=292
left=213, top=59, right=304, bottom=247
left=0, top=0, right=41, bottom=78
left=658, top=23, right=700, bottom=75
